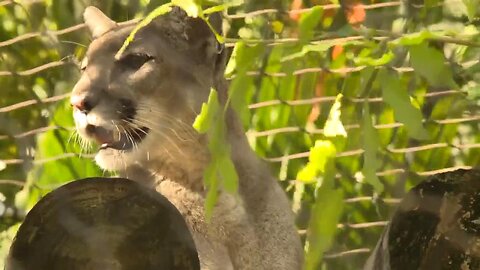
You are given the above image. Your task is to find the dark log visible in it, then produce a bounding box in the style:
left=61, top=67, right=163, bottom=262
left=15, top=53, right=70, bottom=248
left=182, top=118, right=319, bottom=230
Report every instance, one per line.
left=365, top=169, right=480, bottom=270
left=7, top=177, right=199, bottom=270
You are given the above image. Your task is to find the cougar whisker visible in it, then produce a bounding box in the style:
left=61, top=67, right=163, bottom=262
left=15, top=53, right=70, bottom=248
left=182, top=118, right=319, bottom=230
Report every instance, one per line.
left=129, top=118, right=187, bottom=157
left=133, top=116, right=195, bottom=143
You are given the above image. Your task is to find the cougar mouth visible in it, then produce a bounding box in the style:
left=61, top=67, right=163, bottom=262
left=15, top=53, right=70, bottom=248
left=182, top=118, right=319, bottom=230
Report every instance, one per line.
left=87, top=125, right=150, bottom=151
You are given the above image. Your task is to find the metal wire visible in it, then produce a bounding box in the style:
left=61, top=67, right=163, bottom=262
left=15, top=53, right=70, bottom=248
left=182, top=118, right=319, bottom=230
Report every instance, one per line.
left=0, top=2, right=479, bottom=263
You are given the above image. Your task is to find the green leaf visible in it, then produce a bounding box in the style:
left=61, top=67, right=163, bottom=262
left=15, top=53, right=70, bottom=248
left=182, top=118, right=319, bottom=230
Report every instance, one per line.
left=354, top=51, right=395, bottom=67
left=172, top=0, right=201, bottom=17
left=203, top=161, right=218, bottom=220
left=204, top=19, right=225, bottom=44
left=116, top=3, right=173, bottom=59
left=194, top=89, right=239, bottom=220
left=193, top=89, right=220, bottom=133
left=462, top=0, right=476, bottom=21
left=226, top=42, right=264, bottom=126
left=224, top=43, right=239, bottom=76
left=282, top=42, right=335, bottom=62
left=14, top=188, right=30, bottom=212
left=390, top=30, right=434, bottom=46
left=271, top=20, right=284, bottom=34
left=409, top=43, right=458, bottom=88
left=116, top=0, right=225, bottom=54
left=218, top=154, right=239, bottom=193
left=361, top=103, right=384, bottom=193
left=297, top=167, right=317, bottom=184
left=230, top=42, right=265, bottom=74
left=228, top=76, right=254, bottom=127
left=282, top=39, right=363, bottom=62
left=173, top=1, right=226, bottom=43
left=305, top=185, right=344, bottom=269
left=297, top=140, right=336, bottom=183
left=380, top=70, right=429, bottom=140
left=324, top=94, right=347, bottom=137
left=202, top=0, right=244, bottom=14
left=299, top=6, right=323, bottom=42
left=203, top=4, right=227, bottom=15
left=0, top=224, right=20, bottom=269
left=466, top=83, right=480, bottom=100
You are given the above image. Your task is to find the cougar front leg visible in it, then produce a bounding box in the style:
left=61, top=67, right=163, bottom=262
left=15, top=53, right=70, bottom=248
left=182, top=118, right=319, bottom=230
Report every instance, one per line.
left=192, top=232, right=234, bottom=270
left=212, top=193, right=263, bottom=270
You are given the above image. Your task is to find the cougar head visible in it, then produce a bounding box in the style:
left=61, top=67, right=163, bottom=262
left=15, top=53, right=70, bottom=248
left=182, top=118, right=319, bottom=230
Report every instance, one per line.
left=71, top=6, right=223, bottom=171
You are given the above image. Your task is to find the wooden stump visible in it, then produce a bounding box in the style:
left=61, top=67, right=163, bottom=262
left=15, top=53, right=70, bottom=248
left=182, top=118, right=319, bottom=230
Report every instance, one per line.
left=365, top=169, right=480, bottom=270
left=7, top=177, right=200, bottom=270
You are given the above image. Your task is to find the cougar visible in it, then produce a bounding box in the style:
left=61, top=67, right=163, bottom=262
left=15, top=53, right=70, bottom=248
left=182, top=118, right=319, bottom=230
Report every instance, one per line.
left=71, top=6, right=303, bottom=270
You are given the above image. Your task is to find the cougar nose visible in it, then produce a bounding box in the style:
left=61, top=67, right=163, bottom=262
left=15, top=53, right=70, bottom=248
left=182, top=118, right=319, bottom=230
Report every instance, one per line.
left=70, top=94, right=94, bottom=113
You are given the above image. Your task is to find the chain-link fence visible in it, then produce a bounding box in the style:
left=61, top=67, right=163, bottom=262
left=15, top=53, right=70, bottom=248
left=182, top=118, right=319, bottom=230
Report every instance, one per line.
left=0, top=0, right=479, bottom=269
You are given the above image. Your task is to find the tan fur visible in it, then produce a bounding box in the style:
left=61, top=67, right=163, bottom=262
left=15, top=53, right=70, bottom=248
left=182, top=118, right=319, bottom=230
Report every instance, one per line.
left=72, top=6, right=303, bottom=269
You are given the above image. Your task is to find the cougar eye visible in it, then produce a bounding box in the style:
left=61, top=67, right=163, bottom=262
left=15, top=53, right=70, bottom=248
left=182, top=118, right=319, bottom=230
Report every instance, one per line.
left=118, top=53, right=154, bottom=70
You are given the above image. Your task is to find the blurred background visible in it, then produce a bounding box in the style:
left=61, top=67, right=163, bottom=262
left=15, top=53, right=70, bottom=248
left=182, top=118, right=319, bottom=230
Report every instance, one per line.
left=0, top=0, right=479, bottom=269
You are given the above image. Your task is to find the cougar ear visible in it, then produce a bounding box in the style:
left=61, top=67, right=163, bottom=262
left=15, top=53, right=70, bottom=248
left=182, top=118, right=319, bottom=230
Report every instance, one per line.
left=184, top=10, right=224, bottom=63
left=83, top=6, right=117, bottom=39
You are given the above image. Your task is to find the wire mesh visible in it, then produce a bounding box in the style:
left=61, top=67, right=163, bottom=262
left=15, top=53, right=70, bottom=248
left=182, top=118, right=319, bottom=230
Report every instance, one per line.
left=0, top=0, right=479, bottom=268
